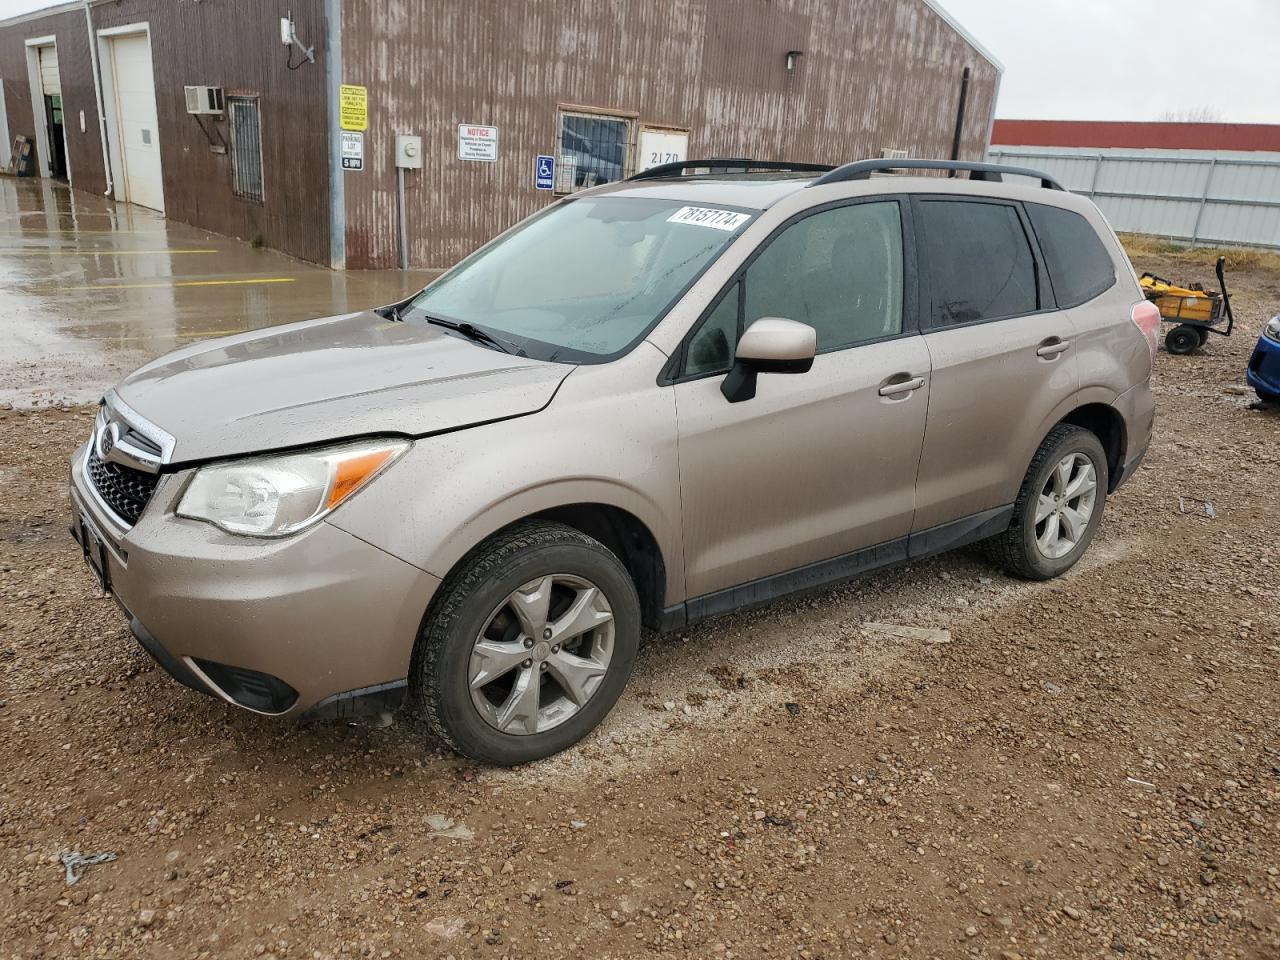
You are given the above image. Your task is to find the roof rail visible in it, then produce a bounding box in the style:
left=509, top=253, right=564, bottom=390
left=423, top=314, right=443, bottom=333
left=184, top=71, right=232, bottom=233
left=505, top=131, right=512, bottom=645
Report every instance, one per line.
left=809, top=159, right=1066, bottom=191
left=628, top=158, right=836, bottom=182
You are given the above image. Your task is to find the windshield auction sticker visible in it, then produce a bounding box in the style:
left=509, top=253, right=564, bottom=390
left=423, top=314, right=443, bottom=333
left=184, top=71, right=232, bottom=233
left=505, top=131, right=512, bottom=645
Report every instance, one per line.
left=667, top=206, right=752, bottom=231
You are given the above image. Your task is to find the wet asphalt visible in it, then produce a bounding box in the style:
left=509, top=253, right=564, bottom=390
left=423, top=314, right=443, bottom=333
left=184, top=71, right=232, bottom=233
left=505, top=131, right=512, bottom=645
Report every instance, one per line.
left=0, top=177, right=436, bottom=407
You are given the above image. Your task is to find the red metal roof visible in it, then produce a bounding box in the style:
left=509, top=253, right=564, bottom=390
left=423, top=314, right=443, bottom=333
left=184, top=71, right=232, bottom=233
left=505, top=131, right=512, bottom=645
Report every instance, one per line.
left=991, top=120, right=1280, bottom=153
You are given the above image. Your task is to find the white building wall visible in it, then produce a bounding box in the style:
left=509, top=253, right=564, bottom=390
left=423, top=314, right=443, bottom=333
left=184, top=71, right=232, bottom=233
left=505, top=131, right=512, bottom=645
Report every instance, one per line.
left=986, top=144, right=1280, bottom=250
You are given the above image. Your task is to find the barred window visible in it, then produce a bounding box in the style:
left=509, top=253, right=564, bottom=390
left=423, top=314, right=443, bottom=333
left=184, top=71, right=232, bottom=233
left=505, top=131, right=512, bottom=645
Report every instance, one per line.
left=556, top=110, right=633, bottom=194
left=228, top=96, right=264, bottom=202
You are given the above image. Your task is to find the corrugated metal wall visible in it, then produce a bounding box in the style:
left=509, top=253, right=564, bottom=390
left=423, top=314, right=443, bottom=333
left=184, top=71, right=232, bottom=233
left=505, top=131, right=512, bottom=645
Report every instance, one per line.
left=0, top=7, right=103, bottom=186
left=988, top=146, right=1280, bottom=251
left=0, top=0, right=330, bottom=265
left=340, top=0, right=999, bottom=269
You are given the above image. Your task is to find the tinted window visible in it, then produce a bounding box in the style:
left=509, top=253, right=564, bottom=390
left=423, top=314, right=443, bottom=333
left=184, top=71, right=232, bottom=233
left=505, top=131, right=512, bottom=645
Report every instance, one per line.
left=919, top=201, right=1037, bottom=325
left=744, top=201, right=903, bottom=352
left=686, top=282, right=739, bottom=375
left=1026, top=203, right=1116, bottom=308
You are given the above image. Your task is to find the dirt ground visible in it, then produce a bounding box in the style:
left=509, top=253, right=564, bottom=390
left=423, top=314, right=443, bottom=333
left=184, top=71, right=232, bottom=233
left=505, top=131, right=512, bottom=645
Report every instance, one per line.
left=2, top=251, right=1279, bottom=960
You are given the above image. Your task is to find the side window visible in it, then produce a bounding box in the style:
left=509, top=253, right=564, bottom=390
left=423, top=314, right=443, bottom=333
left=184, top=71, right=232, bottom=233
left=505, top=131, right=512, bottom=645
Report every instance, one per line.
left=686, top=283, right=739, bottom=375
left=1026, top=203, right=1117, bottom=308
left=745, top=202, right=904, bottom=352
left=679, top=202, right=904, bottom=376
left=919, top=200, right=1037, bottom=325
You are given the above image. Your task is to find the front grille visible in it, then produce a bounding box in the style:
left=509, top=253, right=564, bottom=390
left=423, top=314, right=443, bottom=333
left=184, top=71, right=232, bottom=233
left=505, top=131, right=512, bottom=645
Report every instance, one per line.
left=86, top=447, right=160, bottom=526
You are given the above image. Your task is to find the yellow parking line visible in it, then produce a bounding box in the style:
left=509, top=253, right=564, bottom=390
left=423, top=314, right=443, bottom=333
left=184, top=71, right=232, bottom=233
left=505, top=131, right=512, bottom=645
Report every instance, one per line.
left=61, top=277, right=296, bottom=291
left=0, top=249, right=218, bottom=256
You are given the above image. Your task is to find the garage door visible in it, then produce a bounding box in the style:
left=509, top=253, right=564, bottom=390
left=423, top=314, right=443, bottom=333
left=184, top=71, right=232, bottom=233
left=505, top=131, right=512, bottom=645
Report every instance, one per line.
left=110, top=33, right=164, bottom=213
left=38, top=45, right=61, bottom=95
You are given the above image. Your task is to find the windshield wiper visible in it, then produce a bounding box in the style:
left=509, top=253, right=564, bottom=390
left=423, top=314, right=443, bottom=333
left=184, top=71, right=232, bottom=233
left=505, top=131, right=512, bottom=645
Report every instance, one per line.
left=420, top=314, right=517, bottom=355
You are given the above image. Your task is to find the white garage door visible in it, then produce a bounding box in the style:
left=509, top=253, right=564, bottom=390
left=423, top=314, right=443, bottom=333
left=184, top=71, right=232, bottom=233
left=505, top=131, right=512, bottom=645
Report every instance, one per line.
left=110, top=33, right=164, bottom=213
left=38, top=45, right=61, bottom=95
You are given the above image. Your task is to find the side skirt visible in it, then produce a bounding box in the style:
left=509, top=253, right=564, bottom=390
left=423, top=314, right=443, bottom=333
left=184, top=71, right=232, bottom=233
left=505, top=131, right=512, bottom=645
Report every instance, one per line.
left=659, top=505, right=1013, bottom=632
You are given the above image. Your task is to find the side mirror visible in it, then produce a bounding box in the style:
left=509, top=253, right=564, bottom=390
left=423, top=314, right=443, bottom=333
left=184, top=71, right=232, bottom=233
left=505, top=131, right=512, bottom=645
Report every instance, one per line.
left=721, top=317, right=816, bottom=403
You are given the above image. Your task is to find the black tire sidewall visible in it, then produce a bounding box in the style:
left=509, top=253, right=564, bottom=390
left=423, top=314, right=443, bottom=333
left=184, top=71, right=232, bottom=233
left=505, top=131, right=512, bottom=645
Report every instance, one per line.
left=1166, top=326, right=1199, bottom=354
left=1016, top=430, right=1109, bottom=579
left=427, top=539, right=639, bottom=766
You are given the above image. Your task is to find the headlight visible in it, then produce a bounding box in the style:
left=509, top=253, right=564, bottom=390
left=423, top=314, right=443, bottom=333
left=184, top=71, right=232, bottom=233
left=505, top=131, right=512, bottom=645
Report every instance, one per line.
left=1266, top=316, right=1280, bottom=341
left=177, top=439, right=410, bottom=537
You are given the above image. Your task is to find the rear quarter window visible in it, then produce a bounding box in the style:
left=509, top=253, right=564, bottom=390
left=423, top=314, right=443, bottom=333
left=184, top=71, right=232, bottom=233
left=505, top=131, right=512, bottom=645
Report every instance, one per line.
left=1026, top=203, right=1117, bottom=308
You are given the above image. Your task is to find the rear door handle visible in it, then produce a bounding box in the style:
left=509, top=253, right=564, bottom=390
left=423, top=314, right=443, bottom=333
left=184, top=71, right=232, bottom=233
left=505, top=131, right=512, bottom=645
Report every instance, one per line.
left=1036, top=339, right=1072, bottom=359
left=878, top=375, right=926, bottom=397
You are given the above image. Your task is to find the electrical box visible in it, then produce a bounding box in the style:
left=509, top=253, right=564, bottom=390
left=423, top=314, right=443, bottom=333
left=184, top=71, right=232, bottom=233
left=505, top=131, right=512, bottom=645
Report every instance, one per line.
left=396, top=135, right=423, bottom=170
left=184, top=86, right=225, bottom=116
left=280, top=17, right=293, bottom=45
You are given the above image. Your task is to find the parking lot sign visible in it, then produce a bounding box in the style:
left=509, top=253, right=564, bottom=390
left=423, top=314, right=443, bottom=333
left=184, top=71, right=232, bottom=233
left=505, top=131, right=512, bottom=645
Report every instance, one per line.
left=534, top=154, right=555, bottom=190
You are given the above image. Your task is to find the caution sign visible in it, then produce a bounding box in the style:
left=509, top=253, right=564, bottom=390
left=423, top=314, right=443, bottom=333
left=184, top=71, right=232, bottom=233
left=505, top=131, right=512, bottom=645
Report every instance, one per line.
left=340, top=84, right=367, bottom=131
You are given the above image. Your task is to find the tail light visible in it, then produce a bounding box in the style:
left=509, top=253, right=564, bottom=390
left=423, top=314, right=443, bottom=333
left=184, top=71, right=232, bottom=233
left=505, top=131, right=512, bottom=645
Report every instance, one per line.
left=1131, top=301, right=1162, bottom=360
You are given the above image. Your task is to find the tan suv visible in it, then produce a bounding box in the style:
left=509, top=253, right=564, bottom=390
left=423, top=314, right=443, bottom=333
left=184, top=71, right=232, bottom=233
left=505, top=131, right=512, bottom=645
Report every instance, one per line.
left=70, top=158, right=1159, bottom=765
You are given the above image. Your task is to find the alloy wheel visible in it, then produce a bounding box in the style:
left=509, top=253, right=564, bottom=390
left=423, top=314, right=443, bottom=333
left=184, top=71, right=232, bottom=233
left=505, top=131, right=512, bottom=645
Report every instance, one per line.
left=1034, top=452, right=1098, bottom=560
left=468, top=574, right=615, bottom=735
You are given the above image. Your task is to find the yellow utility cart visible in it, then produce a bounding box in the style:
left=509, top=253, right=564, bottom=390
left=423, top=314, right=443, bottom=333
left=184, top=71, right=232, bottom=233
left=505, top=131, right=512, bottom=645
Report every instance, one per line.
left=1139, top=256, right=1235, bottom=355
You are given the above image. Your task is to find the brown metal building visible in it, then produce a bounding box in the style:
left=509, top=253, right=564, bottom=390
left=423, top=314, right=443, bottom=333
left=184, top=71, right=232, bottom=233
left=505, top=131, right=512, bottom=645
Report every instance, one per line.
left=1, top=0, right=1000, bottom=271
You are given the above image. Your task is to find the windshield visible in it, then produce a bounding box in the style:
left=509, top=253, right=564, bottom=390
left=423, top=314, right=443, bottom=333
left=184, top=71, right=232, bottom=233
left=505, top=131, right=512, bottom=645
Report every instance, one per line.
left=405, top=196, right=755, bottom=362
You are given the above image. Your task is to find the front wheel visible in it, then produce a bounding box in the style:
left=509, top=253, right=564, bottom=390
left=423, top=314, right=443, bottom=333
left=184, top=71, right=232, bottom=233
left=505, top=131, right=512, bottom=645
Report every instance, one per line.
left=983, top=425, right=1109, bottom=580
left=411, top=520, right=640, bottom=765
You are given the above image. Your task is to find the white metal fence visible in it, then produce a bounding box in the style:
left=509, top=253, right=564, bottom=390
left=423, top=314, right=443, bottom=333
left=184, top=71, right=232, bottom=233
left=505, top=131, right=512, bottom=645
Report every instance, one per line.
left=987, top=147, right=1280, bottom=250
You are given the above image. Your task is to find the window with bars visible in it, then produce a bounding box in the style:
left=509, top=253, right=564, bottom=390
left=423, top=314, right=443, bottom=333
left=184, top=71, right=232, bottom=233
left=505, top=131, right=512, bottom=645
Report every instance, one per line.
left=556, top=110, right=633, bottom=194
left=228, top=96, right=264, bottom=202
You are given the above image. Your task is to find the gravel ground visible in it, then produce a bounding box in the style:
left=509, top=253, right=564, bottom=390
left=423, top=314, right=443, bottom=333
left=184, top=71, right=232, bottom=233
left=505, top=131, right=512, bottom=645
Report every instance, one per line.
left=1, top=253, right=1278, bottom=960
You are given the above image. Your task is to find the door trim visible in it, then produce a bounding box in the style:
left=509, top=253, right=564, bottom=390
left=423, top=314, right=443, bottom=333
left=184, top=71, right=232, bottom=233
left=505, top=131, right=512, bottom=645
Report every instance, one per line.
left=22, top=36, right=56, bottom=179
left=659, top=503, right=1013, bottom=630
left=96, top=22, right=163, bottom=213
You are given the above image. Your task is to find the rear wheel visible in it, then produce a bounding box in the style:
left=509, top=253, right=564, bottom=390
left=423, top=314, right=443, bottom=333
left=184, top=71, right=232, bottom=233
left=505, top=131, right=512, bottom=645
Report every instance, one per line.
left=983, top=425, right=1108, bottom=581
left=411, top=520, right=640, bottom=765
left=1165, top=325, right=1201, bottom=355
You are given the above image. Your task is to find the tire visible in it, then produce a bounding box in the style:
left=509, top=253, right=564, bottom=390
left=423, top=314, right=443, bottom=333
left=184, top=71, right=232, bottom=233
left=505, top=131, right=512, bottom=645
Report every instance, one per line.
left=1165, top=325, right=1200, bottom=355
left=411, top=520, right=640, bottom=766
left=983, top=425, right=1109, bottom=581
left=1196, top=327, right=1211, bottom=346
left=1258, top=389, right=1280, bottom=405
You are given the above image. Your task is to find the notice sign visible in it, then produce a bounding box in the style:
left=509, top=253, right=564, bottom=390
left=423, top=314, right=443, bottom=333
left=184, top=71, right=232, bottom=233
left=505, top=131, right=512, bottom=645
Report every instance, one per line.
left=534, top=154, right=555, bottom=190
left=458, top=124, right=498, bottom=162
left=341, top=131, right=364, bottom=171
left=340, top=84, right=368, bottom=131
left=667, top=206, right=752, bottom=232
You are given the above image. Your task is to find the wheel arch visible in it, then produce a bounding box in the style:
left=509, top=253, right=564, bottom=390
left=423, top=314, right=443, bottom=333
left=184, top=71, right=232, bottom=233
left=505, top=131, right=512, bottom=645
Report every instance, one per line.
left=423, top=490, right=677, bottom=632
left=1059, top=402, right=1127, bottom=493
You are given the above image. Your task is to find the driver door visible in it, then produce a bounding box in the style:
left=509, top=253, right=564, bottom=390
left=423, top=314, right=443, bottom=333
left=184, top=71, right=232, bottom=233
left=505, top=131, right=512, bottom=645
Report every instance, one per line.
left=670, top=198, right=931, bottom=606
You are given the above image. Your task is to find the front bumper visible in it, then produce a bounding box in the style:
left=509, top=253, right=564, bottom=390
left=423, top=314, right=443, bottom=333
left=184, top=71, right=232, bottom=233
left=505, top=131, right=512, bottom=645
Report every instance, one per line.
left=70, top=442, right=440, bottom=717
left=1247, top=333, right=1280, bottom=399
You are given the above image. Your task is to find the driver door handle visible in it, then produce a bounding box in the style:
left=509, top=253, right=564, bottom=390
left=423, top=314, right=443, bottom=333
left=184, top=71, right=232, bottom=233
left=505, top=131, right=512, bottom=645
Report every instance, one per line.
left=878, top=375, right=926, bottom=397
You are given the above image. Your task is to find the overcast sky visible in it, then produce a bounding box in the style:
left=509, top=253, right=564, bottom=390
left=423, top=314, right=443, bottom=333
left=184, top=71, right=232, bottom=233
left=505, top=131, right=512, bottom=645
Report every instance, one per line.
left=941, top=0, right=1278, bottom=123
left=3, top=0, right=1277, bottom=124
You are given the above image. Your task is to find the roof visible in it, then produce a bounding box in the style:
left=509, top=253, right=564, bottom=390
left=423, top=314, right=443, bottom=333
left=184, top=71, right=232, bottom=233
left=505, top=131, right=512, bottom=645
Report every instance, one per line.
left=992, top=120, right=1280, bottom=153
left=590, top=176, right=814, bottom=210
left=919, top=0, right=1003, bottom=72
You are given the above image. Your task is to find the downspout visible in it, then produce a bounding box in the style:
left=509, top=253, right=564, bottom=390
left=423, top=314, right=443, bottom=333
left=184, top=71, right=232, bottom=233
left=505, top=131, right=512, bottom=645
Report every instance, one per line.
left=949, top=66, right=971, bottom=172
left=83, top=0, right=112, bottom=196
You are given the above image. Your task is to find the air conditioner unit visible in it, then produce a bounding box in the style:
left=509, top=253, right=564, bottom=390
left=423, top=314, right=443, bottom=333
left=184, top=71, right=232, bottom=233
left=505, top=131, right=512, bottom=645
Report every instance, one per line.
left=184, top=86, right=225, bottom=116
left=881, top=148, right=909, bottom=160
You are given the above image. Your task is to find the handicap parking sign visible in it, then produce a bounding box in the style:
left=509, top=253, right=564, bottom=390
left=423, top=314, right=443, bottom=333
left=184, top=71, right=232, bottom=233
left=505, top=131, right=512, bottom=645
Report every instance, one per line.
left=534, top=154, right=555, bottom=191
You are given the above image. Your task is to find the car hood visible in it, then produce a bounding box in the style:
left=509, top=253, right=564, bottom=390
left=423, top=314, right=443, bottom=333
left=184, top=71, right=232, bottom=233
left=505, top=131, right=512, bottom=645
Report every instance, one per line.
left=114, top=311, right=574, bottom=464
